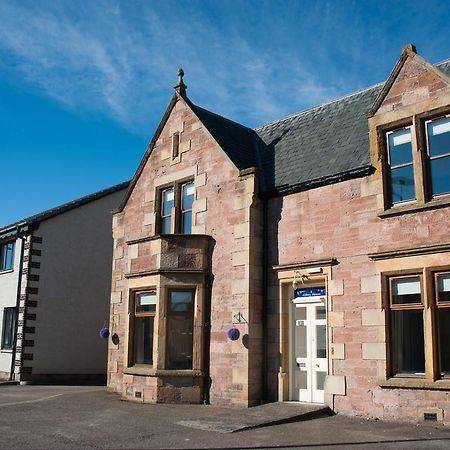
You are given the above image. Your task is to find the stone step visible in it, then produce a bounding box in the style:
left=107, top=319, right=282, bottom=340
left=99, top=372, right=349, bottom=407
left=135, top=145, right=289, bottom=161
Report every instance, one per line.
left=177, top=402, right=333, bottom=433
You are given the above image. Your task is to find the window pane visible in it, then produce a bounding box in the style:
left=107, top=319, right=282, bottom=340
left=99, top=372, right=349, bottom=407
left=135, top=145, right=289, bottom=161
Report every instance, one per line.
left=166, top=291, right=194, bottom=370
left=162, top=188, right=174, bottom=216
left=390, top=165, right=415, bottom=204
left=182, top=211, right=192, bottom=234
left=316, top=305, right=326, bottom=320
left=439, top=308, right=450, bottom=375
left=0, top=242, right=14, bottom=271
left=391, top=277, right=421, bottom=305
left=388, top=129, right=413, bottom=166
left=162, top=217, right=171, bottom=234
left=392, top=309, right=425, bottom=375
left=437, top=273, right=450, bottom=302
left=1, top=307, right=16, bottom=350
left=182, top=182, right=195, bottom=211
left=169, top=291, right=193, bottom=313
left=427, top=117, right=450, bottom=157
left=316, top=371, right=326, bottom=390
left=136, top=291, right=156, bottom=313
left=316, top=325, right=326, bottom=358
left=133, top=316, right=153, bottom=365
left=430, top=156, right=450, bottom=196
left=295, top=369, right=307, bottom=389
left=295, top=316, right=307, bottom=359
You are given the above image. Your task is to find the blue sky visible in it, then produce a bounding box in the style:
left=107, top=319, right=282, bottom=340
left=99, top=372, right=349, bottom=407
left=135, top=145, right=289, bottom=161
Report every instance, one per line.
left=1, top=0, right=449, bottom=226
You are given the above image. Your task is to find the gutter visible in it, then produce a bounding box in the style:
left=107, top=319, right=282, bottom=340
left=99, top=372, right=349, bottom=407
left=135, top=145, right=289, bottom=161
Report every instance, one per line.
left=264, top=165, right=373, bottom=198
left=261, top=195, right=269, bottom=402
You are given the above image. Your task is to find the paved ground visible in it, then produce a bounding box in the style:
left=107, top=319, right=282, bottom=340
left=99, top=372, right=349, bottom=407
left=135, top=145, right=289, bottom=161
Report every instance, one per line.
left=0, top=385, right=450, bottom=449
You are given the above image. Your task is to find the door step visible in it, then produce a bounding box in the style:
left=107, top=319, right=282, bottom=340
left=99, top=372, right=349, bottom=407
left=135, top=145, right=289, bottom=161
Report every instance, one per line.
left=177, top=402, right=333, bottom=433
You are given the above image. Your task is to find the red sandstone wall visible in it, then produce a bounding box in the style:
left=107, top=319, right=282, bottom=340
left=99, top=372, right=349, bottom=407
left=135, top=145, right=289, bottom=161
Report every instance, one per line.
left=108, top=97, right=262, bottom=406
left=266, top=177, right=450, bottom=422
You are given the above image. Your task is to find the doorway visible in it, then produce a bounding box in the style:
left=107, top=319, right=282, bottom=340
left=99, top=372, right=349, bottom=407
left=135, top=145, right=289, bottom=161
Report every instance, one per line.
left=290, top=292, right=327, bottom=403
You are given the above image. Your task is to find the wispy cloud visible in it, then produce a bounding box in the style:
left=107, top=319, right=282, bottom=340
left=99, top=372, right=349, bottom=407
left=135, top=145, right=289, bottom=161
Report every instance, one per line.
left=0, top=1, right=357, bottom=134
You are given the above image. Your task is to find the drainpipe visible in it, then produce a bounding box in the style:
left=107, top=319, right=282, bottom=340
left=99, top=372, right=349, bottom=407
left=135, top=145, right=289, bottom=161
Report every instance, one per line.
left=9, top=228, right=27, bottom=381
left=202, top=272, right=213, bottom=404
left=261, top=195, right=269, bottom=402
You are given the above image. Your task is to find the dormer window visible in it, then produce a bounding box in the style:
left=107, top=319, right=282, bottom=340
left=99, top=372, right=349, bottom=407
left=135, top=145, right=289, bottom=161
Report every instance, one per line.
left=379, top=110, right=450, bottom=213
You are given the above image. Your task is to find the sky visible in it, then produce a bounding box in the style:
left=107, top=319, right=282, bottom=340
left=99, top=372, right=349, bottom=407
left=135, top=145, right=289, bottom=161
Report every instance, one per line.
left=0, top=0, right=449, bottom=226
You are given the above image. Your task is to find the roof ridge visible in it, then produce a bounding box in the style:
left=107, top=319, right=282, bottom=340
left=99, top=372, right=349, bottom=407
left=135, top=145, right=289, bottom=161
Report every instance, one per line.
left=192, top=103, right=254, bottom=132
left=255, top=82, right=383, bottom=131
left=256, top=59, right=450, bottom=132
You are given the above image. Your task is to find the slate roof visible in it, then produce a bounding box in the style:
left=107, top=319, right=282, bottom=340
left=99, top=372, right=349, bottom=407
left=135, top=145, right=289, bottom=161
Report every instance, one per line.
left=255, top=85, right=381, bottom=193
left=0, top=181, right=129, bottom=241
left=189, top=58, right=450, bottom=195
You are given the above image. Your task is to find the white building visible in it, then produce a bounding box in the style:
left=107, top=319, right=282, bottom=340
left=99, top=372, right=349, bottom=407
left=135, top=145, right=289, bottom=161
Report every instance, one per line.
left=0, top=182, right=128, bottom=383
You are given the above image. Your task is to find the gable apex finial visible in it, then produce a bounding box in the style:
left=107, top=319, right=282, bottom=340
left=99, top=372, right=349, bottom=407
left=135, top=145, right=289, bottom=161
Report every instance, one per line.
left=403, top=43, right=417, bottom=55
left=174, top=67, right=187, bottom=97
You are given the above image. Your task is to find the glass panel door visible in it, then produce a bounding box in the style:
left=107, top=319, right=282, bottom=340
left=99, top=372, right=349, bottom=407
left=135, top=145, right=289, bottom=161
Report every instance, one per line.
left=293, top=300, right=327, bottom=403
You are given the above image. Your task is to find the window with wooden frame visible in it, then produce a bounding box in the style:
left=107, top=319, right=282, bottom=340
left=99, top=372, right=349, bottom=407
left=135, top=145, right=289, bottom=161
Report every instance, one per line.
left=381, top=109, right=450, bottom=210
left=166, top=289, right=195, bottom=370
left=130, top=290, right=157, bottom=366
left=386, top=270, right=450, bottom=379
left=157, top=180, right=194, bottom=235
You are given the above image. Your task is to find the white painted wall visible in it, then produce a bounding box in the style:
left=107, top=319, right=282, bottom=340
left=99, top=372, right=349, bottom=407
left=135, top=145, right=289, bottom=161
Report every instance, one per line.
left=31, top=189, right=125, bottom=377
left=0, top=238, right=22, bottom=378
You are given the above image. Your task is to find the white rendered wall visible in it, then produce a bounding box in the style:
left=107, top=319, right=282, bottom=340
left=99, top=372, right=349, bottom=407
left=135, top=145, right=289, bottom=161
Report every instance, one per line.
left=31, top=189, right=125, bottom=377
left=0, top=238, right=21, bottom=378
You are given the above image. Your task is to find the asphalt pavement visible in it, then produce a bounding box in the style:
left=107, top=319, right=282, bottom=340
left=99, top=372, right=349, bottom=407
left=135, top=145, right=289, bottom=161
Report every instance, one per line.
left=0, top=385, right=449, bottom=449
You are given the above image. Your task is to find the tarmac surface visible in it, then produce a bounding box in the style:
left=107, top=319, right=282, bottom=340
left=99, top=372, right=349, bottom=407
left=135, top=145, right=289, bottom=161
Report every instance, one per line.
left=0, top=385, right=450, bottom=449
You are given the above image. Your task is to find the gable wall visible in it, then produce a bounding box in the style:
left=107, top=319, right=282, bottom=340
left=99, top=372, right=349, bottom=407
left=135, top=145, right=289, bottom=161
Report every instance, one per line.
left=109, top=98, right=263, bottom=406
left=378, top=55, right=450, bottom=115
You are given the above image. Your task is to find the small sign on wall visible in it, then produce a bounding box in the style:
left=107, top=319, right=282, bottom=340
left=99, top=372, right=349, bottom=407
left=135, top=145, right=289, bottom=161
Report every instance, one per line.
left=294, top=287, right=326, bottom=298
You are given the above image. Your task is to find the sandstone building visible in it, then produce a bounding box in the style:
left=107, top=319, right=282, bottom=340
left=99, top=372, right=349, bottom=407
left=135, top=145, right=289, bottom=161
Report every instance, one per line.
left=107, top=45, right=450, bottom=423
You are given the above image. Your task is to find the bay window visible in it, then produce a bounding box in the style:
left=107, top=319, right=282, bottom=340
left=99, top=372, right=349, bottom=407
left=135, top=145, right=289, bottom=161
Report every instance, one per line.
left=166, top=290, right=194, bottom=370
left=131, top=290, right=156, bottom=366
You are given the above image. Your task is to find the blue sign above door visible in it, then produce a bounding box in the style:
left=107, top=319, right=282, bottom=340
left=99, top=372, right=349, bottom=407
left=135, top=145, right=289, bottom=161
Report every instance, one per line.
left=294, top=287, right=326, bottom=298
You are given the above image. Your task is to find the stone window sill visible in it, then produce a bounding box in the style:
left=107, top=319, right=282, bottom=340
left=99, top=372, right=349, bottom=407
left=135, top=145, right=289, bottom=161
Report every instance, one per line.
left=123, top=366, right=203, bottom=378
left=378, top=195, right=450, bottom=218
left=379, top=378, right=450, bottom=390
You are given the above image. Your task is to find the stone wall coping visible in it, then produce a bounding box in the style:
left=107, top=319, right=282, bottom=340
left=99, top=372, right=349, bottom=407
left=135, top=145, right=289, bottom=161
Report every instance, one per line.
left=123, top=366, right=203, bottom=378
left=379, top=378, right=450, bottom=391
left=369, top=242, right=450, bottom=261
left=125, top=268, right=210, bottom=279
left=273, top=258, right=338, bottom=271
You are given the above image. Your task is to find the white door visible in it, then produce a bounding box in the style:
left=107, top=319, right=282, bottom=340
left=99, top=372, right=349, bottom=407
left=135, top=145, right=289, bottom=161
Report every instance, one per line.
left=293, top=301, right=327, bottom=403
